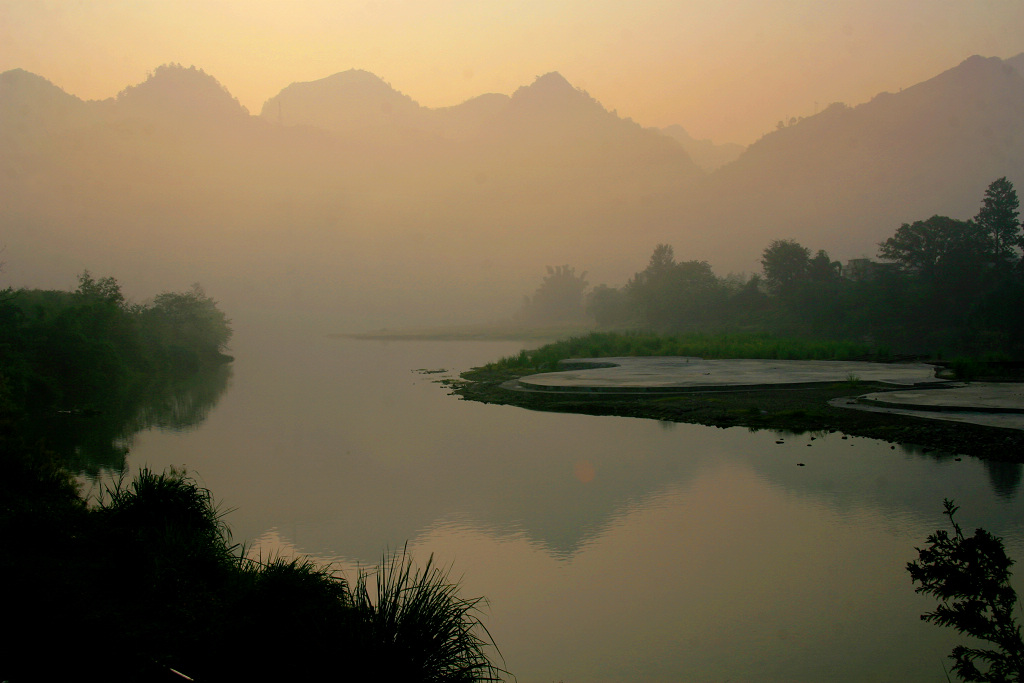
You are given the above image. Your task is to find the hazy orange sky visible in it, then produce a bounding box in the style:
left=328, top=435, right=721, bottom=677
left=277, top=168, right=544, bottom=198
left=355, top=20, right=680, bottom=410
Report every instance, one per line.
left=3, top=0, right=1024, bottom=144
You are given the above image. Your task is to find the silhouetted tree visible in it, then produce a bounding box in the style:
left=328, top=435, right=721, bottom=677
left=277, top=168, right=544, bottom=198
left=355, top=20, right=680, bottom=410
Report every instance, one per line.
left=517, top=265, right=589, bottom=324
left=807, top=249, right=841, bottom=283
left=974, top=177, right=1022, bottom=270
left=76, top=270, right=126, bottom=308
left=877, top=216, right=985, bottom=278
left=908, top=499, right=1024, bottom=682
left=586, top=284, right=631, bottom=328
left=625, top=245, right=724, bottom=330
left=760, top=239, right=811, bottom=295
left=144, top=284, right=232, bottom=365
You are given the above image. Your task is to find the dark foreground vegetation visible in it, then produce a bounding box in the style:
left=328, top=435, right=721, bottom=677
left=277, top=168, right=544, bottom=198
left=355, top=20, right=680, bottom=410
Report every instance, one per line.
left=0, top=462, right=504, bottom=681
left=909, top=500, right=1024, bottom=682
left=0, top=271, right=232, bottom=413
left=0, top=274, right=506, bottom=682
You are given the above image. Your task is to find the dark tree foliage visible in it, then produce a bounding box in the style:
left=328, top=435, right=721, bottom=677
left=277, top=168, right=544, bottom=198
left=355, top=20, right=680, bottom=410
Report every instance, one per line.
left=974, top=177, right=1022, bottom=270
left=878, top=216, right=986, bottom=278
left=760, top=239, right=811, bottom=295
left=624, top=244, right=725, bottom=331
left=77, top=269, right=126, bottom=307
left=0, top=272, right=232, bottom=413
left=517, top=265, right=589, bottom=324
left=527, top=178, right=1024, bottom=356
left=587, top=283, right=632, bottom=328
left=908, top=500, right=1024, bottom=682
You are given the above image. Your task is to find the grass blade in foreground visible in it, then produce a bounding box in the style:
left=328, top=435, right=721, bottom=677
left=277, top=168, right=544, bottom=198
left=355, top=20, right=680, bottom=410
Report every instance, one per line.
left=349, top=546, right=508, bottom=682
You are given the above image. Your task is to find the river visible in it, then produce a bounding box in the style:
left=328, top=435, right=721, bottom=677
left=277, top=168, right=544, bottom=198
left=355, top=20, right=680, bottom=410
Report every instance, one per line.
left=111, top=321, right=1024, bottom=682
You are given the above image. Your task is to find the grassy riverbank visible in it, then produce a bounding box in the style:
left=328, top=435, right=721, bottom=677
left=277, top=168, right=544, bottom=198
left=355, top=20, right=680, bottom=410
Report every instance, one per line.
left=449, top=332, right=1024, bottom=462
left=485, top=331, right=895, bottom=371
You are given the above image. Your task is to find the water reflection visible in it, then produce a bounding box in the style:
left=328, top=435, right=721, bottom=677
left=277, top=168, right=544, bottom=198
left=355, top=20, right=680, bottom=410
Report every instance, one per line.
left=37, top=363, right=231, bottom=475
left=771, top=428, right=1022, bottom=499
left=120, top=332, right=1024, bottom=683
left=984, top=459, right=1023, bottom=499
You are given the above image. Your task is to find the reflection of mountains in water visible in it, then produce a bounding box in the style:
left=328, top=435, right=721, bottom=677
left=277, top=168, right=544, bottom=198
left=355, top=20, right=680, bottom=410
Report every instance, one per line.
left=458, top=433, right=1021, bottom=560
left=40, top=363, right=232, bottom=476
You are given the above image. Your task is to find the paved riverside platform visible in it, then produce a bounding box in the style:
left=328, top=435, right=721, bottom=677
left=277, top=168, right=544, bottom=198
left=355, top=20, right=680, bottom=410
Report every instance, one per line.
left=509, top=357, right=1024, bottom=430
left=512, top=357, right=946, bottom=393
left=834, top=383, right=1024, bottom=431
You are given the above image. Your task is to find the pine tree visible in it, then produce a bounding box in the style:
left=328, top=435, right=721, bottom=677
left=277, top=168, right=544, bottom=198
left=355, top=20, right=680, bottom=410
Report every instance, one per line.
left=975, top=177, right=1022, bottom=270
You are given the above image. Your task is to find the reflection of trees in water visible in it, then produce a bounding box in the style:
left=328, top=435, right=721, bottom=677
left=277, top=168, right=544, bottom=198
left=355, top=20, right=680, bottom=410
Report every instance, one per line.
left=983, top=459, right=1023, bottom=500
left=31, top=363, right=232, bottom=476
left=124, top=363, right=232, bottom=434
left=900, top=442, right=1022, bottom=499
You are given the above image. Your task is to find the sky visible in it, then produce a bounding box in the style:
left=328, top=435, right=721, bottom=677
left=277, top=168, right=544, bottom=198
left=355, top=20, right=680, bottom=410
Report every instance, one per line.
left=3, top=0, right=1024, bottom=145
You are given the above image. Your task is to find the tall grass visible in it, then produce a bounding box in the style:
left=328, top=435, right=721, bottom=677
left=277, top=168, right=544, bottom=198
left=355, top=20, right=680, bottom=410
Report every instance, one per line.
left=488, top=330, right=891, bottom=372
left=349, top=547, right=507, bottom=682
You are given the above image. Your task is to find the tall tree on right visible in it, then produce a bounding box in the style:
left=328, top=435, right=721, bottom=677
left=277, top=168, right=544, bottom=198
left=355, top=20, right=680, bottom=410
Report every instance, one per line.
left=974, top=177, right=1022, bottom=270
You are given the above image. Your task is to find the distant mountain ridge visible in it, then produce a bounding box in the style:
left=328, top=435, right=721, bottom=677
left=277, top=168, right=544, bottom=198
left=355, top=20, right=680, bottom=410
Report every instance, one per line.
left=674, top=54, right=1024, bottom=262
left=659, top=125, right=744, bottom=172
left=1, top=56, right=1022, bottom=327
left=114, top=64, right=249, bottom=123
left=261, top=69, right=425, bottom=131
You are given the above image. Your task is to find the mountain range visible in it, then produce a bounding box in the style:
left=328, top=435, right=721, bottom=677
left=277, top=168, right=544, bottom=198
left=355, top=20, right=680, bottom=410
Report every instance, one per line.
left=1, top=56, right=1022, bottom=327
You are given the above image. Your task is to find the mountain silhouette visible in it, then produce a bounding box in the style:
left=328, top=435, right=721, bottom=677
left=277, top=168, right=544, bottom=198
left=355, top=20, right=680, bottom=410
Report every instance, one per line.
left=0, top=68, right=87, bottom=123
left=259, top=69, right=426, bottom=136
left=1, top=57, right=1022, bottom=326
left=113, top=64, right=250, bottom=127
left=664, top=54, right=1024, bottom=265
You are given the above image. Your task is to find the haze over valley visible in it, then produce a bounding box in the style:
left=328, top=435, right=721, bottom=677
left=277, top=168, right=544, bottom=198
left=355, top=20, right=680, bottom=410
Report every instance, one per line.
left=2, top=53, right=1024, bottom=329
left=8, top=4, right=1024, bottom=681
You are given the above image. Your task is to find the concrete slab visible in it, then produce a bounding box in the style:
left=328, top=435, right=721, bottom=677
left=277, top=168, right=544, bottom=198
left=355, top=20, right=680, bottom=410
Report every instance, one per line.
left=833, top=383, right=1024, bottom=431
left=515, top=357, right=945, bottom=393
left=509, top=356, right=1024, bottom=431
left=859, top=383, right=1024, bottom=413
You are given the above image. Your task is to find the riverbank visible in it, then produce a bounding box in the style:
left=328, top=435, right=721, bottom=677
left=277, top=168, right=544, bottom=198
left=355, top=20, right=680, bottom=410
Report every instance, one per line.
left=449, top=367, right=1024, bottom=462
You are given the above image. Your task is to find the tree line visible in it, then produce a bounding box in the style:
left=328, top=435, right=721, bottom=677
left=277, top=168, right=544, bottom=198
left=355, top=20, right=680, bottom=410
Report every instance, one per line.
left=0, top=271, right=232, bottom=416
left=574, top=177, right=1024, bottom=356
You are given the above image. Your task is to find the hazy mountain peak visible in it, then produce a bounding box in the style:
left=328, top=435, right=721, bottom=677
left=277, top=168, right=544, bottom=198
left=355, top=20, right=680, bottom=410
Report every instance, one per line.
left=2, top=67, right=58, bottom=90
left=115, top=63, right=249, bottom=119
left=260, top=69, right=423, bottom=129
left=511, top=72, right=581, bottom=102
left=322, top=68, right=395, bottom=90
left=529, top=71, right=573, bottom=91
left=1, top=68, right=80, bottom=104
left=1, top=68, right=88, bottom=131
left=507, top=71, right=607, bottom=122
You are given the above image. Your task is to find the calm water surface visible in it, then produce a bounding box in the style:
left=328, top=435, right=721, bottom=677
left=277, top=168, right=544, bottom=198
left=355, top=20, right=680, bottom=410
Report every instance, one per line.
left=119, top=322, right=1024, bottom=683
